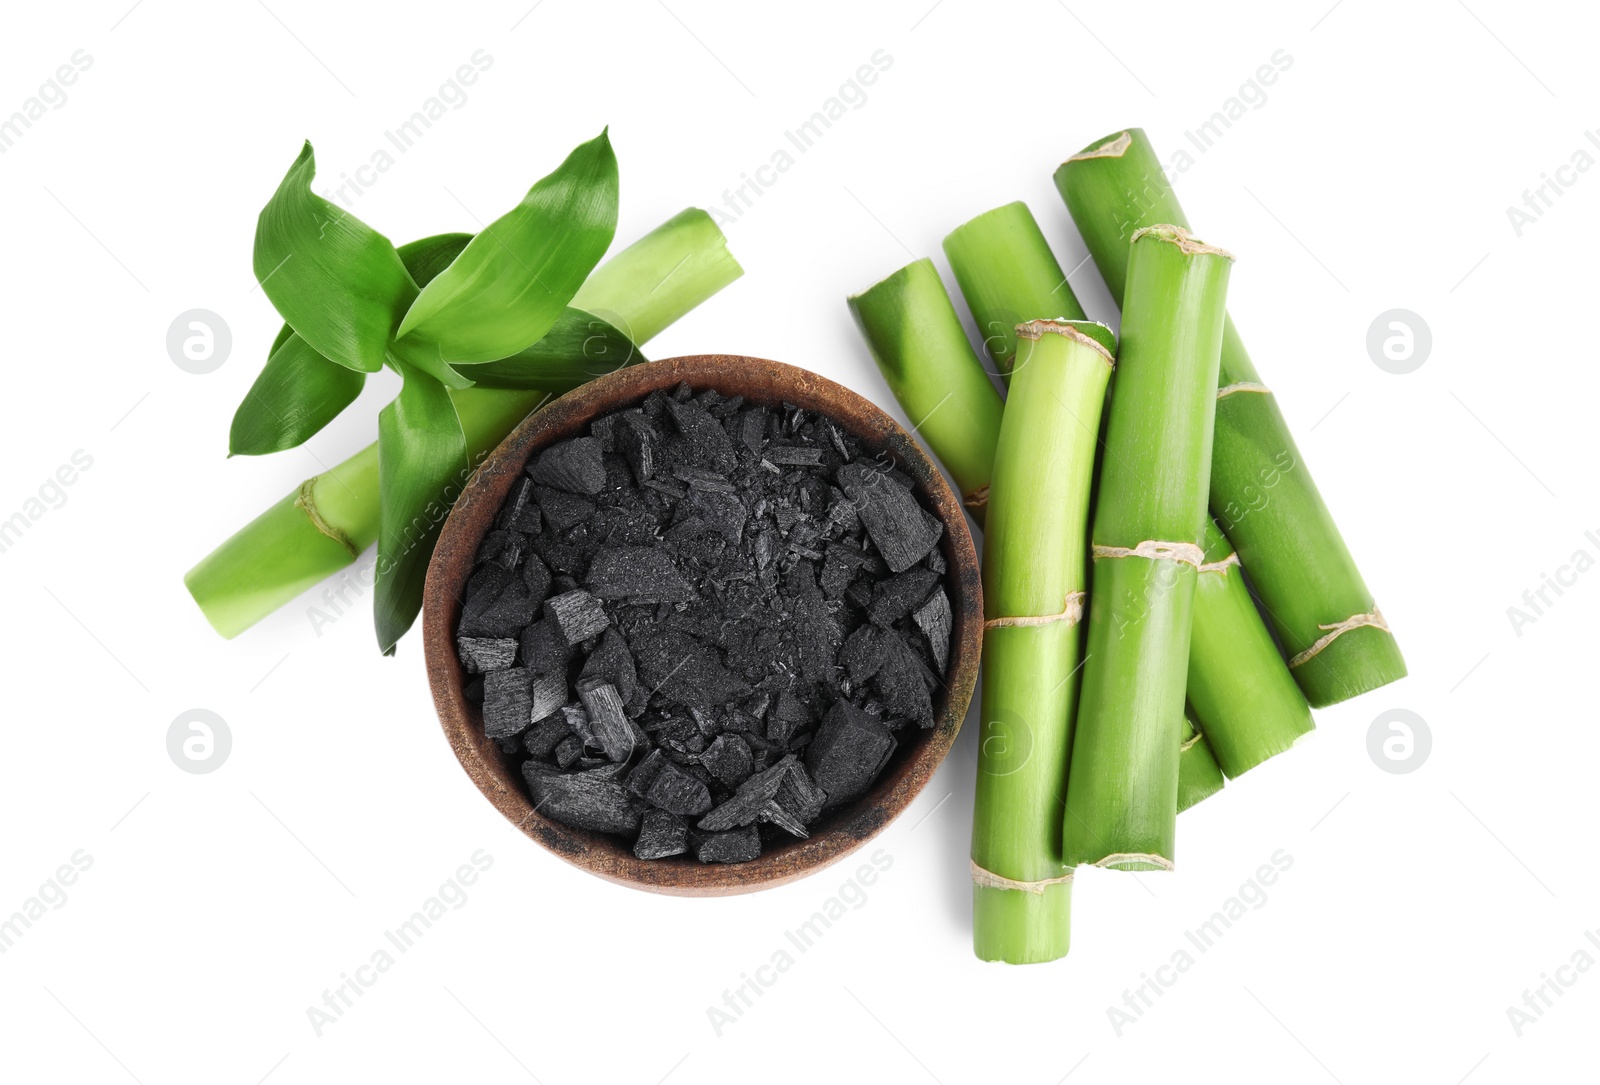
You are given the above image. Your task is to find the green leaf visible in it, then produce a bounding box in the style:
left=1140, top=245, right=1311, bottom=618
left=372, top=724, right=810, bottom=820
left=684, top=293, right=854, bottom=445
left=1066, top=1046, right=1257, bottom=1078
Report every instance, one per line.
left=229, top=333, right=365, bottom=456
left=397, top=232, right=472, bottom=286
left=450, top=308, right=645, bottom=391
left=375, top=364, right=470, bottom=654
left=254, top=142, right=417, bottom=374
left=396, top=129, right=619, bottom=364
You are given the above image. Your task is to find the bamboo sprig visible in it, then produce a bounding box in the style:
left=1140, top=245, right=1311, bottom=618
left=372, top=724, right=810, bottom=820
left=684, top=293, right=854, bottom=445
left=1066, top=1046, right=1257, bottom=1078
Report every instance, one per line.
left=1062, top=225, right=1233, bottom=873
left=971, top=319, right=1114, bottom=964
left=1054, top=128, right=1405, bottom=707
left=1177, top=712, right=1224, bottom=813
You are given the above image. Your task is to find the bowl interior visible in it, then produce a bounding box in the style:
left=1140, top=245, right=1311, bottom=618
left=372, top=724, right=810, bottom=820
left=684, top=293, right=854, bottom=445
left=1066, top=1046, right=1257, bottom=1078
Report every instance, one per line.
left=423, top=355, right=981, bottom=895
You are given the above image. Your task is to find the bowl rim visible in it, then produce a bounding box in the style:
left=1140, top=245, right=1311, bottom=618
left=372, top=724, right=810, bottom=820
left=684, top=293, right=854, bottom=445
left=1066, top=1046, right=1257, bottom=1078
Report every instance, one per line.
left=422, top=354, right=982, bottom=896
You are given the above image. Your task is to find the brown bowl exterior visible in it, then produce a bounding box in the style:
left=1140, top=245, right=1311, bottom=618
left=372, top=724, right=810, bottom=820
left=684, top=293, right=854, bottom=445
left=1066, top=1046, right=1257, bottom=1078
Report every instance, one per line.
left=423, top=355, right=981, bottom=896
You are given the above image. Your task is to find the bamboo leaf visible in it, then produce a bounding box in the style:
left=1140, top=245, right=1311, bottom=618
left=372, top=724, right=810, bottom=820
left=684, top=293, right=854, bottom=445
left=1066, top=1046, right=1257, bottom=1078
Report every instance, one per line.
left=375, top=365, right=470, bottom=654
left=229, top=334, right=365, bottom=456
left=450, top=307, right=644, bottom=391
left=396, top=129, right=619, bottom=364
left=254, top=142, right=417, bottom=374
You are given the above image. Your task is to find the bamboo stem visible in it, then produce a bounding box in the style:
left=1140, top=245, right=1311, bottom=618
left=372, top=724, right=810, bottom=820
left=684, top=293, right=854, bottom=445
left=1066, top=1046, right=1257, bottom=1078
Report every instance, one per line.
left=1177, top=711, right=1224, bottom=813
left=1187, top=517, right=1314, bottom=776
left=185, top=210, right=742, bottom=638
left=1062, top=225, right=1233, bottom=872
left=847, top=259, right=1004, bottom=518
left=971, top=318, right=1113, bottom=964
left=942, top=202, right=1085, bottom=376
left=1054, top=129, right=1405, bottom=707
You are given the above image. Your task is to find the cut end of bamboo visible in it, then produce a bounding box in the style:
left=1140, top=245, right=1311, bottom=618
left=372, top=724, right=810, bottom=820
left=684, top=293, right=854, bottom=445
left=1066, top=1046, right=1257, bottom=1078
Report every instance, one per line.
left=1066, top=130, right=1133, bottom=162
left=1130, top=224, right=1236, bottom=261
left=1014, top=318, right=1117, bottom=365
left=1095, top=853, right=1175, bottom=873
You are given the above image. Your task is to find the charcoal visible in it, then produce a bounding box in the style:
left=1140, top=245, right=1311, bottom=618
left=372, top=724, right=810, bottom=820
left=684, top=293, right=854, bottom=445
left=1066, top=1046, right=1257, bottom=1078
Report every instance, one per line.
left=634, top=809, right=688, bottom=859
left=686, top=489, right=746, bottom=545
left=869, top=566, right=941, bottom=627
left=665, top=398, right=737, bottom=473
left=772, top=757, right=827, bottom=823
left=697, top=760, right=788, bottom=830
left=476, top=529, right=512, bottom=565
left=763, top=445, right=824, bottom=466
left=806, top=701, right=896, bottom=808
left=554, top=734, right=583, bottom=768
left=495, top=476, right=537, bottom=532
left=630, top=629, right=750, bottom=708
left=766, top=691, right=812, bottom=744
left=672, top=465, right=738, bottom=494
left=576, top=678, right=635, bottom=762
left=528, top=671, right=567, bottom=727
left=759, top=799, right=808, bottom=838
left=579, top=628, right=641, bottom=708
left=482, top=668, right=533, bottom=740
left=701, top=733, right=754, bottom=789
left=836, top=462, right=940, bottom=573
left=457, top=636, right=518, bottom=674
left=521, top=553, right=552, bottom=605
left=585, top=546, right=694, bottom=604
left=913, top=589, right=953, bottom=672
left=738, top=408, right=769, bottom=454
left=615, top=411, right=659, bottom=483
left=840, top=623, right=886, bottom=684
left=524, top=714, right=572, bottom=760
left=492, top=532, right=531, bottom=573
left=520, top=619, right=570, bottom=675
left=533, top=486, right=595, bottom=533
left=626, top=748, right=667, bottom=797
left=528, top=436, right=606, bottom=494
left=523, top=763, right=640, bottom=834
left=563, top=704, right=598, bottom=749
left=691, top=824, right=761, bottom=863
left=642, top=756, right=712, bottom=816
left=464, top=579, right=537, bottom=636
left=820, top=544, right=866, bottom=599
left=546, top=589, right=609, bottom=645
left=875, top=628, right=936, bottom=727
left=464, top=676, right=485, bottom=704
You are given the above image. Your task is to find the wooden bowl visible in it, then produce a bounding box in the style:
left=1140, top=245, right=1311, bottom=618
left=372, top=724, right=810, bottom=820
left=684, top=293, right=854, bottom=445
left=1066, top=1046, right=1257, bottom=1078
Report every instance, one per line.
left=423, top=355, right=981, bottom=895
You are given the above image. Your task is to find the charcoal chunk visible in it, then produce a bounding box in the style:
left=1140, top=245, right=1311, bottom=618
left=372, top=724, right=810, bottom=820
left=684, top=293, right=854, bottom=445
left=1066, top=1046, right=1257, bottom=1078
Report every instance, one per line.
left=806, top=701, right=896, bottom=808
left=482, top=667, right=533, bottom=740
left=837, top=462, right=940, bottom=573
left=701, top=733, right=754, bottom=789
left=586, top=546, right=694, bottom=604
left=913, top=589, right=952, bottom=672
left=546, top=589, right=609, bottom=645
left=528, top=436, right=606, bottom=494
left=521, top=552, right=552, bottom=605
left=533, top=486, right=595, bottom=533
left=457, top=636, right=518, bottom=674
left=579, top=628, right=640, bottom=709
left=634, top=809, right=688, bottom=859
left=629, top=629, right=749, bottom=708
left=697, top=759, right=789, bottom=830
left=766, top=691, right=813, bottom=744
left=665, top=398, right=737, bottom=473
left=554, top=734, right=583, bottom=768
left=614, top=411, right=659, bottom=484
left=576, top=678, right=635, bottom=762
left=523, top=763, right=640, bottom=834
left=772, top=757, right=827, bottom=823
left=459, top=577, right=536, bottom=638
left=520, top=619, right=571, bottom=675
left=691, top=824, right=761, bottom=863
left=528, top=671, right=567, bottom=727
left=523, top=714, right=572, bottom=760
left=642, top=757, right=712, bottom=816
left=875, top=628, right=936, bottom=727
left=763, top=445, right=824, bottom=466
left=869, top=566, right=940, bottom=627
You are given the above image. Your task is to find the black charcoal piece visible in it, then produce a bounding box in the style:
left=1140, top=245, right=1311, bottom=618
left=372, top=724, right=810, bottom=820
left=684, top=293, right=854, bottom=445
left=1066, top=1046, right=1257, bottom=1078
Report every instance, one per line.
left=763, top=445, right=824, bottom=466
left=528, top=671, right=567, bottom=727
left=836, top=462, right=940, bottom=573
left=665, top=398, right=737, bottom=472
left=840, top=623, right=886, bottom=684
left=701, top=733, right=754, bottom=789
left=524, top=714, right=572, bottom=760
left=634, top=809, right=688, bottom=860
left=868, top=566, right=941, bottom=627
left=772, top=757, right=827, bottom=823
left=562, top=704, right=598, bottom=749
left=528, top=436, right=606, bottom=494
left=520, top=619, right=570, bottom=676
left=874, top=628, right=936, bottom=727
left=759, top=799, right=808, bottom=838
left=579, top=628, right=641, bottom=708
left=459, top=577, right=536, bottom=639
left=523, top=763, right=641, bottom=834
left=686, top=488, right=746, bottom=544
left=522, top=552, right=552, bottom=604
left=546, top=589, right=609, bottom=645
left=691, top=824, right=761, bottom=863
left=457, top=636, right=518, bottom=674
left=495, top=476, right=537, bottom=531
left=482, top=668, right=533, bottom=740
left=643, top=757, right=712, bottom=816
left=554, top=734, right=583, bottom=768
left=672, top=465, right=738, bottom=493
left=630, top=629, right=749, bottom=708
left=576, top=678, right=635, bottom=762
left=913, top=589, right=953, bottom=672
left=698, top=760, right=789, bottom=831
left=464, top=676, right=485, bottom=704
left=533, top=486, right=595, bottom=533
left=614, top=411, right=659, bottom=484
left=806, top=701, right=897, bottom=808
left=585, top=546, right=694, bottom=604
left=626, top=748, right=667, bottom=797
left=738, top=408, right=768, bottom=455
left=766, top=691, right=812, bottom=744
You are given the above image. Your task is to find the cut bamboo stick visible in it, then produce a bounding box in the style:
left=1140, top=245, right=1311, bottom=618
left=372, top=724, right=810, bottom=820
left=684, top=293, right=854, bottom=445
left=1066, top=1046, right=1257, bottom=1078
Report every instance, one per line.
left=1178, top=712, right=1224, bottom=812
left=1062, top=225, right=1233, bottom=872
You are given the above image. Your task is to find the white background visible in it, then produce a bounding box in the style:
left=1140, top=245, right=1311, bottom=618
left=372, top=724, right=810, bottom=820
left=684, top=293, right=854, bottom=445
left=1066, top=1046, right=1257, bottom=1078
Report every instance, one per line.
left=1, top=1, right=1593, bottom=1081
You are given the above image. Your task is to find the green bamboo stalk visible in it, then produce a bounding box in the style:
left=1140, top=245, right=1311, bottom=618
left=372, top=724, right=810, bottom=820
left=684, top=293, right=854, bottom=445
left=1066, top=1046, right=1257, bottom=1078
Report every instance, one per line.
left=942, top=202, right=1085, bottom=376
left=1062, top=225, right=1233, bottom=872
left=847, top=259, right=1004, bottom=518
left=971, top=318, right=1114, bottom=964
left=1055, top=129, right=1405, bottom=708
left=1177, top=712, right=1224, bottom=813
left=1187, top=517, right=1314, bottom=776
left=185, top=209, right=742, bottom=638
